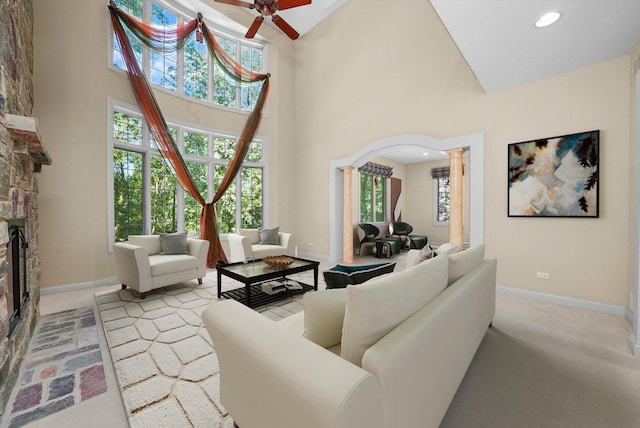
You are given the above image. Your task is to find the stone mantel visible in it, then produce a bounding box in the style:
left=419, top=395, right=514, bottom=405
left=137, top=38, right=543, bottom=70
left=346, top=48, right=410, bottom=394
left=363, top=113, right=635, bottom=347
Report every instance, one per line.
left=3, top=114, right=52, bottom=168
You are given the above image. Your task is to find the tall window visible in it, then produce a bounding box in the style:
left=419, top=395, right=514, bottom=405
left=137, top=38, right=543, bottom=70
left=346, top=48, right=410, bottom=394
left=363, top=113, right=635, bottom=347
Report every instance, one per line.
left=111, top=0, right=265, bottom=111
left=432, top=167, right=450, bottom=225
left=109, top=102, right=266, bottom=245
left=360, top=173, right=386, bottom=222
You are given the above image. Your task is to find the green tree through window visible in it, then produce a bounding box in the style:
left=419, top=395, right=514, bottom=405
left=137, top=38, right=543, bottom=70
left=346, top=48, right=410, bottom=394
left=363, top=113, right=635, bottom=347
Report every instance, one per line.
left=360, top=173, right=386, bottom=222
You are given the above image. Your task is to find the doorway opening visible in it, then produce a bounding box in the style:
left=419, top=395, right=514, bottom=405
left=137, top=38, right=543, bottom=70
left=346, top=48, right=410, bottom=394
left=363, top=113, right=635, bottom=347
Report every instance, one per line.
left=328, top=133, right=485, bottom=261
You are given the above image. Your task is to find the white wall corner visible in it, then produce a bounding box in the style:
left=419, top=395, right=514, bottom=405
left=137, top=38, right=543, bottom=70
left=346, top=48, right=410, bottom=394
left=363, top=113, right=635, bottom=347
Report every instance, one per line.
left=629, top=334, right=640, bottom=357
left=40, top=276, right=120, bottom=295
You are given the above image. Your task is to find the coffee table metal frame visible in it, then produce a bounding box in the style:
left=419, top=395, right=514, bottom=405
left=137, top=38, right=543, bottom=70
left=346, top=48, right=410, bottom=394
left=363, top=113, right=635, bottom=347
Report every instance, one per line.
left=217, top=257, right=319, bottom=308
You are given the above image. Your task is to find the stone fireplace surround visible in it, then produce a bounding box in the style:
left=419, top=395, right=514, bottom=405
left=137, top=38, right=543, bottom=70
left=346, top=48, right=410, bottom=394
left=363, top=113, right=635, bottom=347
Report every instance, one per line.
left=0, top=0, right=53, bottom=415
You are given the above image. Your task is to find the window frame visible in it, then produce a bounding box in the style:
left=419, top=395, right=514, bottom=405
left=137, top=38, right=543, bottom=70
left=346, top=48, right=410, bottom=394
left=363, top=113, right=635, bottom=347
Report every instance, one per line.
left=108, top=0, right=268, bottom=114
left=107, top=98, right=268, bottom=251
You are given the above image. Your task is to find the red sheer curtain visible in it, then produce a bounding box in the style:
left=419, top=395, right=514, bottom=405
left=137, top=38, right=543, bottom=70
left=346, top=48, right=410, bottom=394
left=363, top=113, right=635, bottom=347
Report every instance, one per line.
left=109, top=3, right=270, bottom=266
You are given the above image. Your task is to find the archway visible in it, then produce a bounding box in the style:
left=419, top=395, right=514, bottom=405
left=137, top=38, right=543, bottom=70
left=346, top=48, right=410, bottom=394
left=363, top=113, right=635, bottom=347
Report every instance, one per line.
left=328, top=133, right=485, bottom=261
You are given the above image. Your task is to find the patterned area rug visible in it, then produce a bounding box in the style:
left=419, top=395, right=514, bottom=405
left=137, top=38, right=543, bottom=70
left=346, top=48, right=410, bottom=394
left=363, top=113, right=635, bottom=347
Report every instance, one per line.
left=95, top=273, right=311, bottom=427
left=3, top=307, right=106, bottom=428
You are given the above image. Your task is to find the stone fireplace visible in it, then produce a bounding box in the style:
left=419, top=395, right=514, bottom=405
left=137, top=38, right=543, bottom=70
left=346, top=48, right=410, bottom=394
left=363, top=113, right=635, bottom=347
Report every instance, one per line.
left=0, top=0, right=52, bottom=415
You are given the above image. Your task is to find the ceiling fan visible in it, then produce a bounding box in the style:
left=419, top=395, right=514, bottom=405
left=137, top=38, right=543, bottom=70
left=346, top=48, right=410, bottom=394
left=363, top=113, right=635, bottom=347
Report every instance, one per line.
left=215, top=0, right=311, bottom=40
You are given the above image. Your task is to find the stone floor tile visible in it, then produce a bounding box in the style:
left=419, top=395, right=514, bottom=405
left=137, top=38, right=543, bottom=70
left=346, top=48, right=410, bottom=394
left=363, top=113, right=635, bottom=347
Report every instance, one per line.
left=12, top=383, right=43, bottom=412
left=79, top=364, right=106, bottom=401
left=62, top=349, right=102, bottom=373
left=48, top=373, right=75, bottom=400
left=9, top=396, right=74, bottom=428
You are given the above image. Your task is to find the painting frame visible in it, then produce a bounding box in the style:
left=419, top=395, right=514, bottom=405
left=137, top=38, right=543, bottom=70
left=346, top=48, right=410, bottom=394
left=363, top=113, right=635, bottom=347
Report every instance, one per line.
left=508, top=130, right=599, bottom=218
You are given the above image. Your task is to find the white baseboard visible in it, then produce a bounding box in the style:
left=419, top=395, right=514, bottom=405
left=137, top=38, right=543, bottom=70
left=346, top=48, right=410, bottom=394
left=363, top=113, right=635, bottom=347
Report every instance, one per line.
left=497, top=285, right=630, bottom=321
left=629, top=334, right=640, bottom=357
left=297, top=251, right=330, bottom=262
left=40, top=276, right=119, bottom=295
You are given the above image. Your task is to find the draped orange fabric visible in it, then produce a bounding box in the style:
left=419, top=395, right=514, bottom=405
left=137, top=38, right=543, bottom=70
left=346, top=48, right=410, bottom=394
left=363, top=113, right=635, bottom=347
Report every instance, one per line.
left=109, top=3, right=270, bottom=266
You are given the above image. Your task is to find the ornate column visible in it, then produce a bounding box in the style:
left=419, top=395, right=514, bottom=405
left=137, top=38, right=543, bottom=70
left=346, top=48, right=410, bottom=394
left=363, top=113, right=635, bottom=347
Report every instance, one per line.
left=341, top=166, right=355, bottom=264
left=448, top=149, right=465, bottom=249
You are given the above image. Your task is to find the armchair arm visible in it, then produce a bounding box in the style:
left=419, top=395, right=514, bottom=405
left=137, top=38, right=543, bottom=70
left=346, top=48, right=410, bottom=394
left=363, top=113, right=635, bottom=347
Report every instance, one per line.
left=279, top=232, right=294, bottom=256
left=202, top=300, right=383, bottom=428
left=187, top=238, right=210, bottom=277
left=227, top=233, right=253, bottom=263
left=113, top=243, right=152, bottom=293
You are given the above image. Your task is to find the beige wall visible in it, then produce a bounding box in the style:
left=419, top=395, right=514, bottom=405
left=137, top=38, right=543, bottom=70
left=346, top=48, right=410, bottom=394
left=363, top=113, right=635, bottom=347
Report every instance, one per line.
left=294, top=0, right=631, bottom=307
left=31, top=0, right=636, bottom=310
left=629, top=40, right=640, bottom=311
left=32, top=0, right=296, bottom=287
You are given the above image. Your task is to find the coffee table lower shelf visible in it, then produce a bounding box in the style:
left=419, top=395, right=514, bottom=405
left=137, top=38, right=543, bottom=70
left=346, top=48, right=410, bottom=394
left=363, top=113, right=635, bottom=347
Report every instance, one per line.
left=221, top=282, right=314, bottom=308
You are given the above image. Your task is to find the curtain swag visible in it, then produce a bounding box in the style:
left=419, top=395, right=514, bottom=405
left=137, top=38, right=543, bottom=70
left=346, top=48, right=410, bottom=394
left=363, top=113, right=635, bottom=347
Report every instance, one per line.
left=358, top=162, right=393, bottom=178
left=108, top=2, right=270, bottom=267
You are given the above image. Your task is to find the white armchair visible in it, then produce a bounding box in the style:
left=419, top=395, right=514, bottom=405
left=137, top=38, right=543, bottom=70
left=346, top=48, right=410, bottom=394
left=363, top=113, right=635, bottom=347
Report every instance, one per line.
left=227, top=228, right=294, bottom=263
left=113, top=234, right=209, bottom=299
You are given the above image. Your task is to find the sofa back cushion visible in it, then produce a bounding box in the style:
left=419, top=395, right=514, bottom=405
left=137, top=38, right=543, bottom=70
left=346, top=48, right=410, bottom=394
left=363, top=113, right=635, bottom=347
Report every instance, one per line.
left=340, top=255, right=449, bottom=367
left=303, top=289, right=347, bottom=348
left=240, top=228, right=260, bottom=245
left=129, top=235, right=162, bottom=255
left=448, top=244, right=485, bottom=286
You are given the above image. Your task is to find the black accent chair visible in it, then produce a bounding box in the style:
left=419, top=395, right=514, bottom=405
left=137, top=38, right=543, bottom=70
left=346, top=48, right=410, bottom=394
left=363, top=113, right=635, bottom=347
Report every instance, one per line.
left=358, top=223, right=402, bottom=256
left=390, top=221, right=428, bottom=250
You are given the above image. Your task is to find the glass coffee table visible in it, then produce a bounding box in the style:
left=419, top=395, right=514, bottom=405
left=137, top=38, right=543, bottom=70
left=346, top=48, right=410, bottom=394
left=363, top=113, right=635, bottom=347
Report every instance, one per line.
left=217, top=257, right=319, bottom=308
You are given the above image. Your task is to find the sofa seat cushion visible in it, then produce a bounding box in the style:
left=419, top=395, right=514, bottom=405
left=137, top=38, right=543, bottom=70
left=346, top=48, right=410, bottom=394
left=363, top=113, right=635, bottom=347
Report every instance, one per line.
left=341, top=255, right=449, bottom=367
left=303, top=289, right=347, bottom=348
left=252, top=245, right=287, bottom=258
left=149, top=254, right=198, bottom=276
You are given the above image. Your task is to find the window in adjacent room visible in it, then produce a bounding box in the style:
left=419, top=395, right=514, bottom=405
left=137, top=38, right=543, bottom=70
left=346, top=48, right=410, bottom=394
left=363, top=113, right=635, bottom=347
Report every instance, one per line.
left=358, top=162, right=393, bottom=223
left=432, top=167, right=450, bottom=226
left=108, top=102, right=266, bottom=247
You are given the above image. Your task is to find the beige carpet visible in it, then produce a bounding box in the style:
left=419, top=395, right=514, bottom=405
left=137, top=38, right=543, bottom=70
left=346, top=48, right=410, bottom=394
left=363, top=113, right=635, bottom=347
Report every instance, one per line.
left=96, top=266, right=640, bottom=428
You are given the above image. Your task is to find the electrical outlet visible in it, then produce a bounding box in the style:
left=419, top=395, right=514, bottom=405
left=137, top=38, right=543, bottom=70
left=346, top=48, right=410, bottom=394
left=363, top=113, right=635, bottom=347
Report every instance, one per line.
left=536, top=272, right=550, bottom=280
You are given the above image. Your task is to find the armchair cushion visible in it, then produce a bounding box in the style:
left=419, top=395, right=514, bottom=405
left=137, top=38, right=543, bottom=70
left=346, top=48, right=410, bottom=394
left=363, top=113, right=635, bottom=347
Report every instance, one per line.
left=159, top=232, right=189, bottom=255
left=129, top=235, right=162, bottom=255
left=259, top=226, right=280, bottom=245
left=240, top=228, right=261, bottom=245
left=303, top=289, right=347, bottom=348
left=341, top=255, right=449, bottom=366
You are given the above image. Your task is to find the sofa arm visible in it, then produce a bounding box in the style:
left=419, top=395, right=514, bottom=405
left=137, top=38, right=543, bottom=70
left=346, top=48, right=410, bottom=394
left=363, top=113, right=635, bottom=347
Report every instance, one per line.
left=227, top=233, right=253, bottom=263
left=279, top=232, right=295, bottom=256
left=187, top=238, right=210, bottom=277
left=113, top=243, right=152, bottom=292
left=202, top=300, right=383, bottom=428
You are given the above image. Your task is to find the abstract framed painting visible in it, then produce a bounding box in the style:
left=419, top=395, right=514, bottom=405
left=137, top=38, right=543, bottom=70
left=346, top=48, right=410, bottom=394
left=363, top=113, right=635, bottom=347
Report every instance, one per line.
left=508, top=130, right=599, bottom=218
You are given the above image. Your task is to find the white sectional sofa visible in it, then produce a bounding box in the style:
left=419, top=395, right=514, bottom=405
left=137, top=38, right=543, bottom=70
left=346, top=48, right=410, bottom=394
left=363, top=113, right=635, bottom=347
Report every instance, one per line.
left=202, top=244, right=496, bottom=428
left=113, top=234, right=209, bottom=299
left=226, top=228, right=294, bottom=263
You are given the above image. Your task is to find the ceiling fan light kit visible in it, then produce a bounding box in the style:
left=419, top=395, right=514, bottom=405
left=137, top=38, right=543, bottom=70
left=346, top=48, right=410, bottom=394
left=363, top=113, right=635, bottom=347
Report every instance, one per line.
left=215, top=0, right=312, bottom=40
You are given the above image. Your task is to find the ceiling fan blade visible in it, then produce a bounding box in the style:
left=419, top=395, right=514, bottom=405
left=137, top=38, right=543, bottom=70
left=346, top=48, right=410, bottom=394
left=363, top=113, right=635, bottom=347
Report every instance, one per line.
left=272, top=14, right=300, bottom=39
left=245, top=16, right=264, bottom=38
left=277, top=0, right=312, bottom=11
left=214, top=0, right=254, bottom=8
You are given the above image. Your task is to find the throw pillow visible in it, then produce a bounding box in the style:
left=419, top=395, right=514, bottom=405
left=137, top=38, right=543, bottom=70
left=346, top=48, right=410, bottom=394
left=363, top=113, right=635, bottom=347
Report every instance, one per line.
left=340, top=255, right=449, bottom=367
left=159, top=232, right=189, bottom=255
left=448, top=244, right=485, bottom=286
left=303, top=289, right=347, bottom=348
left=435, top=242, right=461, bottom=256
left=259, top=226, right=280, bottom=245
left=413, top=244, right=434, bottom=266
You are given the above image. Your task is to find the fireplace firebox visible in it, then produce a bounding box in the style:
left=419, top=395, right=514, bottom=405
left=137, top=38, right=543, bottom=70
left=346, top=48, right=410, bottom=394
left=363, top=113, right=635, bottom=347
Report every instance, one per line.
left=6, top=219, right=29, bottom=338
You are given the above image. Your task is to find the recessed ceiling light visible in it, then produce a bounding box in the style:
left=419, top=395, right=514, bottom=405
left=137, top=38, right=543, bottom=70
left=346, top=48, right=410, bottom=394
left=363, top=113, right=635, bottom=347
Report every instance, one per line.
left=422, top=152, right=429, bottom=156
left=535, top=11, right=561, bottom=28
